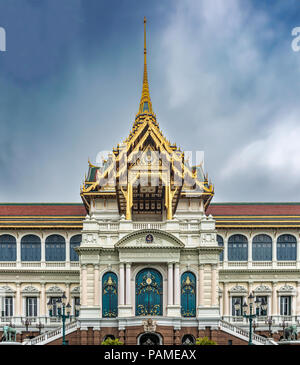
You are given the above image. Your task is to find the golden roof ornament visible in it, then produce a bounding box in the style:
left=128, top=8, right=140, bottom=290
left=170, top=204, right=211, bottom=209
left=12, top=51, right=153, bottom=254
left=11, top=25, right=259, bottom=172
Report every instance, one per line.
left=137, top=17, right=154, bottom=116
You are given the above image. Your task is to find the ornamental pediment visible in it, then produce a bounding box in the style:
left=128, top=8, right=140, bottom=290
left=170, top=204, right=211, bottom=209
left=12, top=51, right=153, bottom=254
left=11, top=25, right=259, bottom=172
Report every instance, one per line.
left=115, top=229, right=184, bottom=250
left=229, top=285, right=247, bottom=294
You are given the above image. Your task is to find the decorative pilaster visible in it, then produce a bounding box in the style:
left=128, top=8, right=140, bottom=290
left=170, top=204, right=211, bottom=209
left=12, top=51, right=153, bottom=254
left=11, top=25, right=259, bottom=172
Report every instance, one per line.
left=174, top=263, right=180, bottom=306
left=272, top=282, right=277, bottom=316
left=94, top=265, right=100, bottom=306
left=199, top=264, right=205, bottom=306
left=297, top=281, right=300, bottom=315
left=211, top=264, right=217, bottom=307
left=40, top=283, right=45, bottom=316
left=126, top=263, right=131, bottom=305
left=168, top=263, right=174, bottom=306
left=119, top=263, right=125, bottom=305
left=81, top=265, right=87, bottom=306
left=15, top=283, right=21, bottom=316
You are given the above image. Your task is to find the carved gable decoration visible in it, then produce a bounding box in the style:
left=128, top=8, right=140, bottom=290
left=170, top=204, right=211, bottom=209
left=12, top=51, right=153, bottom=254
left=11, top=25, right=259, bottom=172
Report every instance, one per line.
left=229, top=285, right=247, bottom=294
left=0, top=286, right=15, bottom=294
left=46, top=285, right=64, bottom=294
left=71, top=286, right=80, bottom=295
left=22, top=286, right=40, bottom=294
left=278, top=284, right=295, bottom=294
left=115, top=230, right=184, bottom=250
left=254, top=285, right=271, bottom=295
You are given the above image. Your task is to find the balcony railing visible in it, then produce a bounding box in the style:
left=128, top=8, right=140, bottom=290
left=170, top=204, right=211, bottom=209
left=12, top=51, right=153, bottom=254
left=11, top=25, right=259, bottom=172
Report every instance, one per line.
left=222, top=315, right=300, bottom=326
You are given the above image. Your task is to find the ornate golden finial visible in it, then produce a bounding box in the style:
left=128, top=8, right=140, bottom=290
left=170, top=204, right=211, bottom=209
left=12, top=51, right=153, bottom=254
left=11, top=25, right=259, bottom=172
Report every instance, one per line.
left=138, top=17, right=153, bottom=116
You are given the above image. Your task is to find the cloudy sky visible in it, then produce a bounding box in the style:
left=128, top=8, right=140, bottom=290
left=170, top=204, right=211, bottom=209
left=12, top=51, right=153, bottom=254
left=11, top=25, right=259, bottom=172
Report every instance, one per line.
left=0, top=0, right=300, bottom=203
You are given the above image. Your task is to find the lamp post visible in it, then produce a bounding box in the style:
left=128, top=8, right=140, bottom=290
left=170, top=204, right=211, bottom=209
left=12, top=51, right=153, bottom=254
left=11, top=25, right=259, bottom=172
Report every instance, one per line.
left=36, top=321, right=44, bottom=335
left=281, top=319, right=287, bottom=340
left=265, top=316, right=273, bottom=338
left=22, top=318, right=31, bottom=332
left=234, top=292, right=267, bottom=345
left=47, top=292, right=73, bottom=345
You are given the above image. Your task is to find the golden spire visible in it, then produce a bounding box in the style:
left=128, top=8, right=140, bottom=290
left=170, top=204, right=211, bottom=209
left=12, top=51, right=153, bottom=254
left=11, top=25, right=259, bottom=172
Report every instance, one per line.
left=138, top=17, right=153, bottom=116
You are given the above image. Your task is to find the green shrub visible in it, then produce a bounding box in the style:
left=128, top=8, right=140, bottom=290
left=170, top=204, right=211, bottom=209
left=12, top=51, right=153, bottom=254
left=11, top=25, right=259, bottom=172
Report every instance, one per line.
left=101, top=338, right=123, bottom=345
left=195, top=337, right=217, bottom=345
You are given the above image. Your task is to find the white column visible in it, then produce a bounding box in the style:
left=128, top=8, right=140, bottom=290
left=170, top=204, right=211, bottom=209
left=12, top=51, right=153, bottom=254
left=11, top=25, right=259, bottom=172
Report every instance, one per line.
left=15, top=283, right=21, bottom=316
left=66, top=236, right=70, bottom=264
left=199, top=264, right=204, bottom=306
left=272, top=282, right=277, bottom=316
left=223, top=283, right=229, bottom=316
left=94, top=265, right=100, bottom=306
left=211, top=264, right=217, bottom=306
left=81, top=265, right=87, bottom=306
left=16, top=237, right=21, bottom=264
left=168, top=263, right=174, bottom=306
left=248, top=236, right=252, bottom=263
left=223, top=236, right=228, bottom=262
left=174, top=263, right=180, bottom=306
left=119, top=263, right=125, bottom=305
left=40, top=283, right=45, bottom=316
left=41, top=237, right=45, bottom=262
left=272, top=235, right=277, bottom=263
left=126, top=263, right=131, bottom=305
left=297, top=281, right=300, bottom=316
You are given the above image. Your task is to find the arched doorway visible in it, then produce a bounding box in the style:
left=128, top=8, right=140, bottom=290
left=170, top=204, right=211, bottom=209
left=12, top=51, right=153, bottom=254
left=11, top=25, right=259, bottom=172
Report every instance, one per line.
left=136, top=268, right=163, bottom=316
left=139, top=333, right=161, bottom=345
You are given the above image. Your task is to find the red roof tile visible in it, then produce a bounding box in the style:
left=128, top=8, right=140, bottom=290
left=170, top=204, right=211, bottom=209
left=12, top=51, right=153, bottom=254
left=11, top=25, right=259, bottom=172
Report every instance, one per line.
left=207, top=203, right=300, bottom=216
left=0, top=204, right=87, bottom=216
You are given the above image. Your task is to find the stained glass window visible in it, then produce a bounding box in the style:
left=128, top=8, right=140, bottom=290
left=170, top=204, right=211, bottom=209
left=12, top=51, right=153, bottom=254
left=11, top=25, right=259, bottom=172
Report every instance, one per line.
left=102, top=272, right=118, bottom=318
left=181, top=272, right=196, bottom=317
left=136, top=269, right=162, bottom=316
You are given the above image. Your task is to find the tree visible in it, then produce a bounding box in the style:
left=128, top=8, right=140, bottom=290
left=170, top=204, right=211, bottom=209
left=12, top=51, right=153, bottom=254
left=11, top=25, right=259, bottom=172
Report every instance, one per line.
left=101, top=338, right=123, bottom=345
left=195, top=337, right=217, bottom=345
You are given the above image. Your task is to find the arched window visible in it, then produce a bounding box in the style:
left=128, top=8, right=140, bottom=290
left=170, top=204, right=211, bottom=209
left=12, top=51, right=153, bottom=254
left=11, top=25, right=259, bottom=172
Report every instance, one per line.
left=181, top=271, right=196, bottom=317
left=136, top=268, right=163, bottom=316
left=277, top=234, right=297, bottom=261
left=0, top=235, right=16, bottom=261
left=217, top=235, right=224, bottom=262
left=70, top=235, right=81, bottom=261
left=102, top=272, right=118, bottom=318
left=45, top=235, right=66, bottom=261
left=21, top=235, right=41, bottom=261
left=228, top=234, right=248, bottom=261
left=182, top=334, right=196, bottom=345
left=252, top=234, right=272, bottom=261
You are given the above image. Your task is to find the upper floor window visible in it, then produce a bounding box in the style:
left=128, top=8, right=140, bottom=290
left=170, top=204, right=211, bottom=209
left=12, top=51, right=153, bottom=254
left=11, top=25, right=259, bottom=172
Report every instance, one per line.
left=232, top=296, right=244, bottom=316
left=45, top=235, right=65, bottom=261
left=70, top=235, right=81, bottom=262
left=0, top=235, right=16, bottom=261
left=277, top=234, right=297, bottom=261
left=26, top=297, right=37, bottom=317
left=280, top=296, right=292, bottom=316
left=0, top=296, right=13, bottom=317
left=217, top=235, right=224, bottom=262
left=256, top=296, right=268, bottom=316
left=252, top=234, right=272, bottom=261
left=21, top=235, right=41, bottom=261
left=181, top=272, right=196, bottom=317
left=228, top=234, right=248, bottom=261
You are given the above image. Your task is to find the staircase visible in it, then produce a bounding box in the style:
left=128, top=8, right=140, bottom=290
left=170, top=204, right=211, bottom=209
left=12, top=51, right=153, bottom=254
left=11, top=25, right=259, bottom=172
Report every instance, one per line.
left=22, top=321, right=78, bottom=345
left=219, top=320, right=278, bottom=345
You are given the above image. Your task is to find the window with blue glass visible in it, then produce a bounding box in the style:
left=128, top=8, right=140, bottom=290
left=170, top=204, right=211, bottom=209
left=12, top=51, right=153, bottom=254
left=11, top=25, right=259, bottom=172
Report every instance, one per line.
left=228, top=234, right=248, bottom=261
left=136, top=268, right=162, bottom=316
left=217, top=235, right=224, bottom=262
left=21, top=235, right=41, bottom=261
left=102, top=272, right=118, bottom=318
left=277, top=234, right=297, bottom=261
left=45, top=235, right=66, bottom=261
left=181, top=272, right=196, bottom=317
left=0, top=235, right=16, bottom=261
left=70, top=235, right=81, bottom=262
left=252, top=234, right=272, bottom=261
